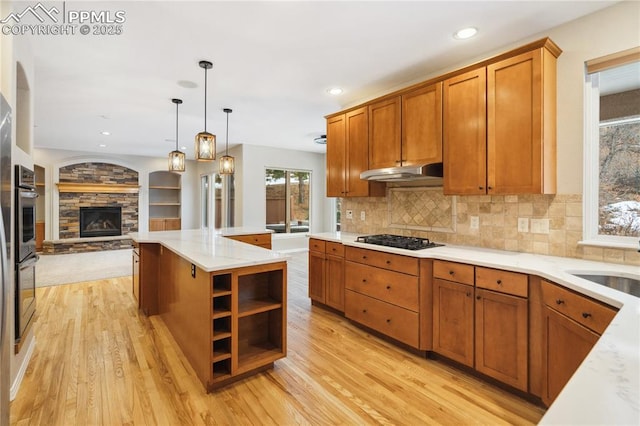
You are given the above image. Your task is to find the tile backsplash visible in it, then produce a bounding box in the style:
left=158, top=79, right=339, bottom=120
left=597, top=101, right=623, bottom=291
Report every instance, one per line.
left=341, top=188, right=639, bottom=266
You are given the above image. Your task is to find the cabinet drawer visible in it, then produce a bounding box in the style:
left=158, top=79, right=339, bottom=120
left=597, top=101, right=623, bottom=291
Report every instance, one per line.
left=345, top=246, right=419, bottom=275
left=345, top=290, right=419, bottom=348
left=345, top=261, right=419, bottom=311
left=433, top=260, right=475, bottom=285
left=476, top=267, right=528, bottom=298
left=541, top=280, right=617, bottom=335
left=326, top=242, right=344, bottom=257
left=228, top=233, right=272, bottom=248
left=309, top=238, right=326, bottom=253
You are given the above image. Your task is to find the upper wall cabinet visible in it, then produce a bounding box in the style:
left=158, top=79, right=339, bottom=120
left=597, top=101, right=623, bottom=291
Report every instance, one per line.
left=368, top=83, right=443, bottom=170
left=444, top=41, right=561, bottom=195
left=326, top=107, right=385, bottom=198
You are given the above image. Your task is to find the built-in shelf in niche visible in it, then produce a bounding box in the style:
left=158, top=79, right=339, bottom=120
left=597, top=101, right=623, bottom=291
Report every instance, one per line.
left=148, top=171, right=181, bottom=231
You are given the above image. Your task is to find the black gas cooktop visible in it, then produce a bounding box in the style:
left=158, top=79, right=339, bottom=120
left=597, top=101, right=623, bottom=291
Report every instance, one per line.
left=356, top=234, right=444, bottom=251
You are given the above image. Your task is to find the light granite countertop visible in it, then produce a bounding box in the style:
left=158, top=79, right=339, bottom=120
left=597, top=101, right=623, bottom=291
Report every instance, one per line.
left=309, top=231, right=640, bottom=425
left=127, top=228, right=285, bottom=272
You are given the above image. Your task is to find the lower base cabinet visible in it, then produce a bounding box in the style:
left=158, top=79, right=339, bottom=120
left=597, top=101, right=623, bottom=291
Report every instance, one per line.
left=308, top=239, right=345, bottom=312
left=432, top=278, right=474, bottom=367
left=149, top=217, right=181, bottom=231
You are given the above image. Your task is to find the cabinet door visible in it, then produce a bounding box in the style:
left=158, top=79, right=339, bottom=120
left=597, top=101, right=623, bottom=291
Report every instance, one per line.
left=443, top=68, right=487, bottom=195
left=432, top=278, right=474, bottom=367
left=542, top=307, right=599, bottom=406
left=345, top=107, right=371, bottom=197
left=475, top=289, right=528, bottom=391
left=326, top=114, right=346, bottom=197
left=149, top=218, right=165, bottom=231
left=164, top=218, right=181, bottom=231
left=488, top=49, right=546, bottom=194
left=308, top=250, right=325, bottom=303
left=325, top=254, right=344, bottom=311
left=402, top=83, right=442, bottom=166
left=368, top=97, right=401, bottom=169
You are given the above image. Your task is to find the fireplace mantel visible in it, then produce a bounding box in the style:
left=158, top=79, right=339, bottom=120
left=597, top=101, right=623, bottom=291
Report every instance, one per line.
left=56, top=182, right=140, bottom=194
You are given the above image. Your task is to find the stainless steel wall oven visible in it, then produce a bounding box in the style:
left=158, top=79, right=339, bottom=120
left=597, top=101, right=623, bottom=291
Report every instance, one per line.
left=15, top=165, right=37, bottom=341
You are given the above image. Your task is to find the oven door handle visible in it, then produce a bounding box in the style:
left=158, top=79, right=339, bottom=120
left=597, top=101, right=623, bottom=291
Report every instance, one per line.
left=20, top=191, right=38, bottom=199
left=19, top=255, right=39, bottom=270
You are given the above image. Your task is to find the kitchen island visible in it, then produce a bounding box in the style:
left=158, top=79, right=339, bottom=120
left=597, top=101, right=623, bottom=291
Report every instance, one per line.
left=309, top=231, right=639, bottom=426
left=128, top=228, right=287, bottom=391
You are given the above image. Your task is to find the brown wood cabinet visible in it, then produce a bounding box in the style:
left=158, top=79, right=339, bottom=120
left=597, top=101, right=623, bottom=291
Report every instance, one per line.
left=225, top=233, right=272, bottom=249
left=149, top=218, right=181, bottom=231
left=368, top=97, right=401, bottom=169
left=367, top=83, right=443, bottom=170
left=35, top=221, right=45, bottom=251
left=402, top=83, right=443, bottom=166
left=325, top=107, right=385, bottom=198
left=132, top=246, right=140, bottom=306
left=540, top=279, right=617, bottom=405
left=432, top=277, right=475, bottom=367
left=345, top=246, right=421, bottom=348
left=138, top=242, right=286, bottom=391
left=444, top=41, right=560, bottom=195
left=308, top=239, right=345, bottom=311
left=475, top=268, right=529, bottom=391
left=443, top=68, right=487, bottom=195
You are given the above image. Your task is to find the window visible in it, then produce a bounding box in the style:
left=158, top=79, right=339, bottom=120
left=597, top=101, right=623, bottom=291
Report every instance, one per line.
left=584, top=48, right=640, bottom=247
left=201, top=175, right=210, bottom=229
left=265, top=169, right=310, bottom=233
left=201, top=173, right=233, bottom=229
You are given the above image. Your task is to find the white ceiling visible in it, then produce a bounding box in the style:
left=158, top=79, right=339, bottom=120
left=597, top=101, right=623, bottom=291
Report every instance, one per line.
left=21, top=0, right=618, bottom=159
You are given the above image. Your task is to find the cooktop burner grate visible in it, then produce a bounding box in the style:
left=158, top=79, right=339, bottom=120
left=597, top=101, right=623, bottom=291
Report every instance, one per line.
left=356, top=234, right=444, bottom=250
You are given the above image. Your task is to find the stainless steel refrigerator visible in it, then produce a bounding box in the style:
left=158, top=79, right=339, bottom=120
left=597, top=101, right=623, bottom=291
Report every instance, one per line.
left=0, top=93, right=13, bottom=426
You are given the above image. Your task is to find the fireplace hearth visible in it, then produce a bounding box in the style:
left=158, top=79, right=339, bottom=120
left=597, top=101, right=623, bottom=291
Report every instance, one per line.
left=79, top=206, right=122, bottom=238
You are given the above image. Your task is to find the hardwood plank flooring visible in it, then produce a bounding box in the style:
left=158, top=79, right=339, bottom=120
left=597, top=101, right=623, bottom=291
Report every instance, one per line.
left=10, top=252, right=545, bottom=425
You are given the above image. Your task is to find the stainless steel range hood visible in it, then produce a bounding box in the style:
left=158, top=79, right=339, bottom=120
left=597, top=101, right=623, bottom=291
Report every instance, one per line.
left=360, top=162, right=443, bottom=183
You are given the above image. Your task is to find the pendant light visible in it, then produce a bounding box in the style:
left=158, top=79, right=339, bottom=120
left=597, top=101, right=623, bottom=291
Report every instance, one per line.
left=168, top=98, right=185, bottom=172
left=219, top=108, right=235, bottom=175
left=195, top=60, right=216, bottom=161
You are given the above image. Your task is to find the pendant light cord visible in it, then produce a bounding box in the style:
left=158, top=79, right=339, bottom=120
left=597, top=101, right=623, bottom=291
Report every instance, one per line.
left=203, top=67, right=208, bottom=133
left=225, top=111, right=229, bottom=154
left=175, top=101, right=179, bottom=150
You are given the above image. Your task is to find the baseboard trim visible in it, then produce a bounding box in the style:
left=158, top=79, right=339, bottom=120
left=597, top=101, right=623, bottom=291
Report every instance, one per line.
left=10, top=336, right=35, bottom=401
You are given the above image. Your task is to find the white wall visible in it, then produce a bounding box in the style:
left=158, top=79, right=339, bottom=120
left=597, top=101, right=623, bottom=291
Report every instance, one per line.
left=235, top=144, right=332, bottom=233
left=33, top=148, right=201, bottom=237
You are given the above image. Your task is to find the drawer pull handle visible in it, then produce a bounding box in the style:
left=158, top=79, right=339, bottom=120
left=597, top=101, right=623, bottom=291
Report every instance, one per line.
left=386, top=285, right=391, bottom=290
left=449, top=270, right=455, bottom=275
left=582, top=312, right=592, bottom=319
left=466, top=291, right=471, bottom=297
left=496, top=279, right=502, bottom=285
left=556, top=299, right=565, bottom=305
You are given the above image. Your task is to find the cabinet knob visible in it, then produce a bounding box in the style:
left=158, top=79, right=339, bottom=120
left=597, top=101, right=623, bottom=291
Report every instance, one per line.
left=386, top=285, right=391, bottom=290
left=476, top=295, right=481, bottom=300
left=386, top=260, right=391, bottom=265
left=386, top=319, right=391, bottom=324
left=466, top=291, right=471, bottom=297
left=496, top=279, right=502, bottom=285
left=449, top=270, right=455, bottom=276
left=556, top=299, right=565, bottom=305
left=362, top=309, right=367, bottom=314
left=478, top=186, right=484, bottom=190
left=362, top=255, right=367, bottom=260
left=487, top=186, right=493, bottom=190
left=362, top=279, right=367, bottom=283
left=582, top=312, right=592, bottom=319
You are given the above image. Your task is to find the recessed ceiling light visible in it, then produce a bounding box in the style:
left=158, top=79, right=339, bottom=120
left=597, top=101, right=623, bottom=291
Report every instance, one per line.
left=101, top=131, right=111, bottom=136
left=98, top=144, right=107, bottom=148
left=181, top=146, right=187, bottom=150
left=327, top=87, right=343, bottom=95
left=177, top=80, right=198, bottom=89
left=453, top=27, right=478, bottom=40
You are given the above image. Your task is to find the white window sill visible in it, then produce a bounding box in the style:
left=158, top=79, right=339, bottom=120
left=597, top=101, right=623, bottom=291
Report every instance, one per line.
left=579, top=239, right=640, bottom=251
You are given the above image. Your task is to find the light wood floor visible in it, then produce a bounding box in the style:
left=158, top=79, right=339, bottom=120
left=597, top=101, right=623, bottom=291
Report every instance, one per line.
left=11, top=252, right=545, bottom=425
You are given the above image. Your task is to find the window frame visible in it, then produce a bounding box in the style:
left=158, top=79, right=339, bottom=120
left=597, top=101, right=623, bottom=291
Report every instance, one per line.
left=265, top=167, right=312, bottom=234
left=582, top=51, right=640, bottom=250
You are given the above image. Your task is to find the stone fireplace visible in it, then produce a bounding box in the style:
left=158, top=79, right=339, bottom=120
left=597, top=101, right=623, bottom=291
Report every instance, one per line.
left=43, top=162, right=139, bottom=254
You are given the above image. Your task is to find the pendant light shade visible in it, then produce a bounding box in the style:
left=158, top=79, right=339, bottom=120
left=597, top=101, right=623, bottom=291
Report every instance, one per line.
left=168, top=98, right=185, bottom=172
left=219, top=108, right=235, bottom=175
left=195, top=60, right=216, bottom=161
